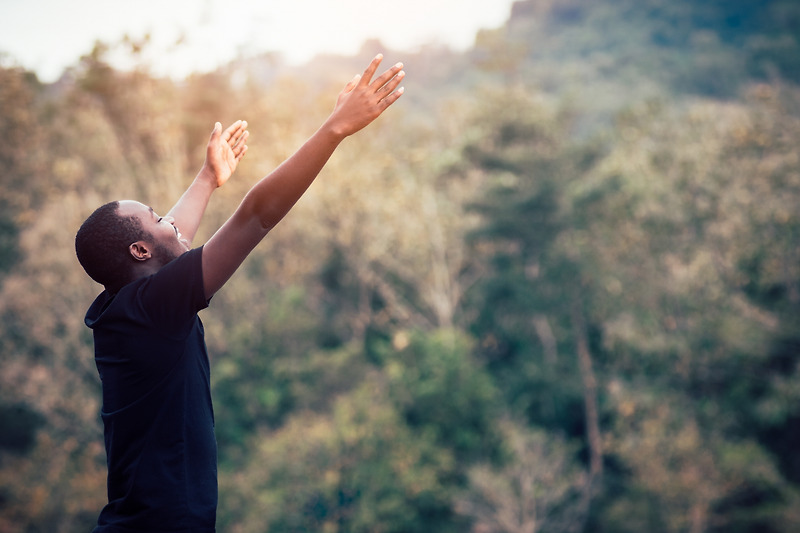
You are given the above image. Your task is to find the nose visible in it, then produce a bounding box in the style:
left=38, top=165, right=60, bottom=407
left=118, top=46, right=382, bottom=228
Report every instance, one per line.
left=164, top=216, right=175, bottom=225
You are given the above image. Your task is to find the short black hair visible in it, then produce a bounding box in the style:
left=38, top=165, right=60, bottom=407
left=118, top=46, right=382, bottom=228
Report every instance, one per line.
left=75, top=201, right=149, bottom=290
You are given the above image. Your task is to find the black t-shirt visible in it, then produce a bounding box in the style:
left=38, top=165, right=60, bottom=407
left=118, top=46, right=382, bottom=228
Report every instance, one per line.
left=85, top=247, right=217, bottom=533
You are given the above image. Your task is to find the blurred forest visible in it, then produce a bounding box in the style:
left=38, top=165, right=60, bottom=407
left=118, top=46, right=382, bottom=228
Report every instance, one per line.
left=1, top=0, right=799, bottom=531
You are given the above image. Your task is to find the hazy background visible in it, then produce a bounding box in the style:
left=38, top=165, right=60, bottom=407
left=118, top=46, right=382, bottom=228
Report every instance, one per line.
left=0, top=0, right=516, bottom=81
left=1, top=1, right=799, bottom=532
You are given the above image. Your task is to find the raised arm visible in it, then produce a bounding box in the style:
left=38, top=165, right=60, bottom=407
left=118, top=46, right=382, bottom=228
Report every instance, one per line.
left=201, top=54, right=405, bottom=299
left=166, top=120, right=249, bottom=243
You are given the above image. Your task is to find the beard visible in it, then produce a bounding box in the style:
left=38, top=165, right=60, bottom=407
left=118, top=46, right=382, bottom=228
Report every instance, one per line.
left=152, top=240, right=184, bottom=266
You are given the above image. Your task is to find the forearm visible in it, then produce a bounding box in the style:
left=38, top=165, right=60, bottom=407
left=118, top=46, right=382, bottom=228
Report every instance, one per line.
left=166, top=166, right=217, bottom=243
left=201, top=55, right=402, bottom=299
left=240, top=121, right=345, bottom=232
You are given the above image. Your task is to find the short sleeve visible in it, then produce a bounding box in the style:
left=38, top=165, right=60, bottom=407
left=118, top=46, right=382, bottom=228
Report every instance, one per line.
left=134, top=246, right=210, bottom=339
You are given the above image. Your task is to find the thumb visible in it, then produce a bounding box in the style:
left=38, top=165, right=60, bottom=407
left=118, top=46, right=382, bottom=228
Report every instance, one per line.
left=209, top=121, right=222, bottom=141
left=343, top=74, right=360, bottom=93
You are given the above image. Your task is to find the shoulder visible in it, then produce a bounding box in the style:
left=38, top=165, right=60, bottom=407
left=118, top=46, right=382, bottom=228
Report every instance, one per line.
left=137, top=246, right=209, bottom=312
left=85, top=247, right=209, bottom=331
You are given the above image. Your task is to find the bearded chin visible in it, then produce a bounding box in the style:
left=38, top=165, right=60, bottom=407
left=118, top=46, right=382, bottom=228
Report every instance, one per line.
left=153, top=242, right=183, bottom=265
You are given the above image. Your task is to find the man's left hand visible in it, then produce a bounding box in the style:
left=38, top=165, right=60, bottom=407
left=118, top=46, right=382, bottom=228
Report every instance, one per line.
left=204, top=120, right=249, bottom=187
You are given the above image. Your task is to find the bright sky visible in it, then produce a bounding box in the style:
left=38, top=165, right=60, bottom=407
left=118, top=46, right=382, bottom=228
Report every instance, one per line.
left=0, top=0, right=516, bottom=82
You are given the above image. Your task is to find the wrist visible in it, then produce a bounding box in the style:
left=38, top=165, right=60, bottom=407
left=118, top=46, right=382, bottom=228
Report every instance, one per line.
left=320, top=116, right=351, bottom=143
left=197, top=165, right=220, bottom=188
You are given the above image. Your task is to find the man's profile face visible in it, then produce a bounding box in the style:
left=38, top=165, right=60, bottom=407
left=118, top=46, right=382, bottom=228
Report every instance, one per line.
left=117, top=200, right=190, bottom=265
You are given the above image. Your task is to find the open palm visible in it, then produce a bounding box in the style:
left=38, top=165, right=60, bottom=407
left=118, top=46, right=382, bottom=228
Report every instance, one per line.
left=205, top=120, right=249, bottom=187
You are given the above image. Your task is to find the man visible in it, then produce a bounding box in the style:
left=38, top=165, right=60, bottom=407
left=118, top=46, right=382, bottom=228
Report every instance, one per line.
left=75, top=55, right=404, bottom=533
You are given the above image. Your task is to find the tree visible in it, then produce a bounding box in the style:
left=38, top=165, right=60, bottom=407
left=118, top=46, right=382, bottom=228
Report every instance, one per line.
left=564, top=86, right=800, bottom=531
left=219, top=382, right=460, bottom=533
left=461, top=87, right=607, bottom=527
left=383, top=329, right=502, bottom=463
left=456, top=421, right=587, bottom=533
left=0, top=65, right=45, bottom=274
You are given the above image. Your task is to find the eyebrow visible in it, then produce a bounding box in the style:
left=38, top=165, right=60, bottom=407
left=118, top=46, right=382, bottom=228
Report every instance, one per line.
left=148, top=207, right=157, bottom=219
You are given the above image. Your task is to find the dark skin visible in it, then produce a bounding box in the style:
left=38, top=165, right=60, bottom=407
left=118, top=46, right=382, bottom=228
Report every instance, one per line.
left=116, top=118, right=249, bottom=278
left=116, top=55, right=404, bottom=297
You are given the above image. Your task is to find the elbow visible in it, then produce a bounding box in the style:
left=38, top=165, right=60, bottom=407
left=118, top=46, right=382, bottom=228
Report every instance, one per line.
left=240, top=192, right=280, bottom=233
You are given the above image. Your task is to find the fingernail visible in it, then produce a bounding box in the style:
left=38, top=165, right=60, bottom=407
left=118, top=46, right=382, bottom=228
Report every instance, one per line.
left=395, top=62, right=403, bottom=69
left=398, top=87, right=405, bottom=94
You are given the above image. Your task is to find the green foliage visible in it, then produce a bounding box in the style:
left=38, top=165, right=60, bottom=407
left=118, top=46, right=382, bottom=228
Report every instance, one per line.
left=456, top=421, right=588, bottom=533
left=219, top=383, right=461, bottom=533
left=0, top=403, right=44, bottom=454
left=461, top=89, right=603, bottom=448
left=458, top=73, right=800, bottom=531
left=486, top=0, right=800, bottom=108
left=0, top=66, right=44, bottom=274
left=210, top=285, right=322, bottom=455
left=2, top=1, right=800, bottom=531
left=382, top=329, right=502, bottom=463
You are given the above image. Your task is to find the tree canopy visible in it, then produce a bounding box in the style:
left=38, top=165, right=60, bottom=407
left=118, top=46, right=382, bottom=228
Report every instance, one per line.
left=1, top=1, right=799, bottom=531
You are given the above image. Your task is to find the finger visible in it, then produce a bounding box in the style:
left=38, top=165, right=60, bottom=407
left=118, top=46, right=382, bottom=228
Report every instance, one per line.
left=235, top=144, right=248, bottom=162
left=377, top=69, right=405, bottom=96
left=231, top=128, right=249, bottom=149
left=222, top=120, right=245, bottom=142
left=234, top=120, right=248, bottom=142
left=358, top=54, right=384, bottom=87
left=225, top=123, right=246, bottom=146
left=371, top=62, right=404, bottom=92
left=342, top=74, right=360, bottom=94
left=230, top=130, right=249, bottom=155
left=379, top=86, right=405, bottom=109
left=232, top=131, right=249, bottom=154
left=209, top=122, right=222, bottom=142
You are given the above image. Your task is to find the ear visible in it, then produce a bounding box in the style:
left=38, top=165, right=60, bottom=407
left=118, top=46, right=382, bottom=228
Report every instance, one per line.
left=129, top=241, right=152, bottom=261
